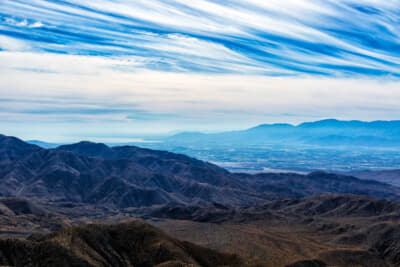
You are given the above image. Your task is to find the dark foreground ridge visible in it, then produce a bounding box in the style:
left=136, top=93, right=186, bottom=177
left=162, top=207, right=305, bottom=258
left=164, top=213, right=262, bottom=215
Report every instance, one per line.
left=0, top=220, right=257, bottom=267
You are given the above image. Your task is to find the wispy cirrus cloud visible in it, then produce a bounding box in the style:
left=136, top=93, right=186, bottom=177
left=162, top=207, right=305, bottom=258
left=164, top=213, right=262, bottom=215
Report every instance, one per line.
left=1, top=0, right=400, bottom=76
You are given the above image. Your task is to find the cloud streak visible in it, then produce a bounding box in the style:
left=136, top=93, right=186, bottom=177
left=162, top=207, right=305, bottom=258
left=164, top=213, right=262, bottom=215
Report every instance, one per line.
left=1, top=0, right=400, bottom=76
left=1, top=51, right=400, bottom=123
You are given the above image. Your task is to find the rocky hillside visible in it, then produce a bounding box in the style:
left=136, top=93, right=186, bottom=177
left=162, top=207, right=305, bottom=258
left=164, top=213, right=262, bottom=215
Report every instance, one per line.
left=0, top=220, right=257, bottom=267
left=144, top=194, right=400, bottom=267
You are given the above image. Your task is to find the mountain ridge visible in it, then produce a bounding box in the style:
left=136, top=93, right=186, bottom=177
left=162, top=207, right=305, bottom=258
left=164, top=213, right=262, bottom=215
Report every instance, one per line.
left=1, top=133, right=400, bottom=210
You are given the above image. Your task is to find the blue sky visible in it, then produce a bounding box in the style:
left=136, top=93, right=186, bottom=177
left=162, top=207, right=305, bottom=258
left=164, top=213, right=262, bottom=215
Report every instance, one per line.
left=1, top=0, right=400, bottom=141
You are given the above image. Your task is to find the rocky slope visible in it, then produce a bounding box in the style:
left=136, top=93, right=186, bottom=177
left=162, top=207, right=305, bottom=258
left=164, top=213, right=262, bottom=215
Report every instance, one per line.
left=144, top=194, right=400, bottom=267
left=0, top=220, right=256, bottom=267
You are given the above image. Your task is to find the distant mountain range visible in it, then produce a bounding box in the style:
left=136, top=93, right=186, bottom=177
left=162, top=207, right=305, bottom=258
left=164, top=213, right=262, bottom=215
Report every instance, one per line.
left=25, top=140, right=60, bottom=149
left=166, top=119, right=400, bottom=147
left=1, top=133, right=400, bottom=210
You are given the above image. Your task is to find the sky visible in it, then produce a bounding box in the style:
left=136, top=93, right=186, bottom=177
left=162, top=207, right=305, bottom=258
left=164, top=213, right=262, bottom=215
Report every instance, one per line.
left=1, top=0, right=400, bottom=142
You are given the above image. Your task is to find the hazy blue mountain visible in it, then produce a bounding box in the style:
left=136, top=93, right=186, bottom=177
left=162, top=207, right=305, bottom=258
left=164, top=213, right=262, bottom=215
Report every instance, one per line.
left=26, top=140, right=60, bottom=149
left=165, top=119, right=400, bottom=147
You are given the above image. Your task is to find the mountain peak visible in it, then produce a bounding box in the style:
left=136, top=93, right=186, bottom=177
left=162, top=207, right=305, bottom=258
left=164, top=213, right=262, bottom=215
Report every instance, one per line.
left=57, top=141, right=112, bottom=158
left=62, top=140, right=109, bottom=148
left=0, top=133, right=42, bottom=165
left=298, top=119, right=346, bottom=128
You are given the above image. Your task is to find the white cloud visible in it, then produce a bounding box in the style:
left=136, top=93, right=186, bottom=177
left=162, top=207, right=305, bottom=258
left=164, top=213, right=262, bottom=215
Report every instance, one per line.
left=0, top=51, right=400, bottom=126
left=0, top=36, right=31, bottom=51
left=4, top=15, right=44, bottom=28
left=28, top=21, right=43, bottom=28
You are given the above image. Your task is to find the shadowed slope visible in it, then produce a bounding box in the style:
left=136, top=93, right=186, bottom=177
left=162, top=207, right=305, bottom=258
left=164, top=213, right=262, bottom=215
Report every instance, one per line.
left=236, top=171, right=400, bottom=201
left=57, top=141, right=238, bottom=188
left=0, top=220, right=256, bottom=267
left=0, top=134, right=42, bottom=167
left=346, top=169, right=400, bottom=187
left=0, top=135, right=270, bottom=207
